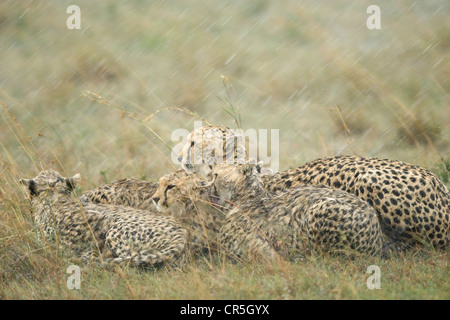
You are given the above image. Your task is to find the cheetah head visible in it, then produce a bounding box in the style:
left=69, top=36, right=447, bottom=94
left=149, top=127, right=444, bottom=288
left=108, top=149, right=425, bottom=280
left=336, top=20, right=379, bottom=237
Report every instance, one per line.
left=177, top=126, right=248, bottom=177
left=152, top=170, right=217, bottom=218
left=152, top=170, right=187, bottom=213
left=205, top=162, right=264, bottom=205
left=20, top=169, right=80, bottom=200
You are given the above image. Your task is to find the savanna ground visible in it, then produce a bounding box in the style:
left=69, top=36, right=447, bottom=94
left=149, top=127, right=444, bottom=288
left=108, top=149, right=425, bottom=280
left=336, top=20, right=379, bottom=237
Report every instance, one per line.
left=0, top=0, right=449, bottom=300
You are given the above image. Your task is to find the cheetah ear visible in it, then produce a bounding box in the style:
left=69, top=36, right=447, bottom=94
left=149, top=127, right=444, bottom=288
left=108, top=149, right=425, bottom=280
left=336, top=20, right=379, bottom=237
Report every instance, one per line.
left=255, top=160, right=268, bottom=174
left=239, top=163, right=255, bottom=177
left=66, top=173, right=81, bottom=190
left=19, top=178, right=30, bottom=186
left=19, top=178, right=38, bottom=196
left=247, top=159, right=262, bottom=173
left=260, top=166, right=273, bottom=175
left=71, top=173, right=81, bottom=182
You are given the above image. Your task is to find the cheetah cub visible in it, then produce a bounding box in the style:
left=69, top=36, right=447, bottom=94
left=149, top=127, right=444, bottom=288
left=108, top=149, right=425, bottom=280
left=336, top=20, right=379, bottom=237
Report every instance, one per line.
left=209, top=163, right=384, bottom=260
left=152, top=169, right=225, bottom=254
left=20, top=169, right=188, bottom=268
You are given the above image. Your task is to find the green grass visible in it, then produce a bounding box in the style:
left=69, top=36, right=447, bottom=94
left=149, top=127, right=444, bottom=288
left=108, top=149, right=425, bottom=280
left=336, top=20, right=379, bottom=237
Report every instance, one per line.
left=0, top=0, right=449, bottom=300
left=1, top=244, right=448, bottom=299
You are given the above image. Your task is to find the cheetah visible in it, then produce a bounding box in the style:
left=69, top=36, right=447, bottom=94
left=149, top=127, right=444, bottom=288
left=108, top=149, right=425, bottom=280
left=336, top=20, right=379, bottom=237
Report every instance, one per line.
left=152, top=169, right=225, bottom=254
left=153, top=165, right=384, bottom=260
left=80, top=178, right=158, bottom=211
left=209, top=163, right=384, bottom=260
left=20, top=169, right=188, bottom=268
left=263, top=156, right=450, bottom=249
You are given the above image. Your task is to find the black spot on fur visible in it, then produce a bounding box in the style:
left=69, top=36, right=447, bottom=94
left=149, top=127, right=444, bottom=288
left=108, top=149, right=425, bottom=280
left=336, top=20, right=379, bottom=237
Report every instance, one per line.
left=333, top=181, right=342, bottom=188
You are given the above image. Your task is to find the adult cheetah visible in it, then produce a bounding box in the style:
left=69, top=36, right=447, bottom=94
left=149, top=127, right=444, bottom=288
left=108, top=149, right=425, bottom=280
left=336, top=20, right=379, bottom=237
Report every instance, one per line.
left=153, top=165, right=384, bottom=260
left=20, top=169, right=188, bottom=267
left=263, top=156, right=449, bottom=249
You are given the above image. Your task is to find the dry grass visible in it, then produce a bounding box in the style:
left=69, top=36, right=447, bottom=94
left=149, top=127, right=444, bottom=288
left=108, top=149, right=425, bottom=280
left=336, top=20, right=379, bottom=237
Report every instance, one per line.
left=0, top=0, right=449, bottom=300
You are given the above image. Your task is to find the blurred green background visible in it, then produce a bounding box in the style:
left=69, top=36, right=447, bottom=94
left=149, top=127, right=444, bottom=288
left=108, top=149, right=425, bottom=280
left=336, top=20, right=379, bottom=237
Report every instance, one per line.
left=1, top=0, right=448, bottom=188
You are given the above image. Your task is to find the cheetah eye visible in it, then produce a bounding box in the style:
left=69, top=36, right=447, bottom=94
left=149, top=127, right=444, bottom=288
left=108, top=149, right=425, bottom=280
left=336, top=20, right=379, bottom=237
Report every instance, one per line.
left=166, top=185, right=176, bottom=191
